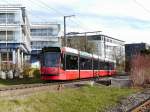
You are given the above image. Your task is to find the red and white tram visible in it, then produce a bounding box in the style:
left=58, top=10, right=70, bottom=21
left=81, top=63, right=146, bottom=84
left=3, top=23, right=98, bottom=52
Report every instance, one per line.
left=40, top=47, right=116, bottom=80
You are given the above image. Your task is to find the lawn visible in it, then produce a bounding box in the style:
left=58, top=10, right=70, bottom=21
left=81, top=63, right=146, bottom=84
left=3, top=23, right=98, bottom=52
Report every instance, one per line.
left=0, top=85, right=138, bottom=112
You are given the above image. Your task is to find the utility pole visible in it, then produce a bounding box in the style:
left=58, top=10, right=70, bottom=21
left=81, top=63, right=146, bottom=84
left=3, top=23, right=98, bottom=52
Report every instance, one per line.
left=64, top=15, right=75, bottom=47
left=63, top=15, right=75, bottom=71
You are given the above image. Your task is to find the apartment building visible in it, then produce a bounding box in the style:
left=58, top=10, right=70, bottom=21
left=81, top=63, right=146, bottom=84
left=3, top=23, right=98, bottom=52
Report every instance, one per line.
left=30, top=22, right=60, bottom=68
left=0, top=5, right=31, bottom=77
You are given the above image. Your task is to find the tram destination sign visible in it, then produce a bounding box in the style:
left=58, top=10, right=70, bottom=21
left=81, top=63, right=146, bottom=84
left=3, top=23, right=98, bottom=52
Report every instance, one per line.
left=42, top=47, right=61, bottom=52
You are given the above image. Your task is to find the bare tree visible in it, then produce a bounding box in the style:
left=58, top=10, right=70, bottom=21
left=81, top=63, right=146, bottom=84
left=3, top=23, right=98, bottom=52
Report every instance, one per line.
left=112, top=46, right=125, bottom=72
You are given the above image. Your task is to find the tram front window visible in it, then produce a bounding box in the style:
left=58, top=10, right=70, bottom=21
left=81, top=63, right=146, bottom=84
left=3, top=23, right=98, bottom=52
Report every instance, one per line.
left=43, top=52, right=60, bottom=67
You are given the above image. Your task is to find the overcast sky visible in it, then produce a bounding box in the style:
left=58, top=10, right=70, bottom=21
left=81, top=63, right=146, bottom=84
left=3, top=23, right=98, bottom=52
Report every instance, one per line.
left=1, top=0, right=150, bottom=44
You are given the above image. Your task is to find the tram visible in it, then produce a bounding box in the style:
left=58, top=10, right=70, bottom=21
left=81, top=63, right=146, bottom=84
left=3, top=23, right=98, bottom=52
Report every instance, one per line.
left=40, top=47, right=116, bottom=80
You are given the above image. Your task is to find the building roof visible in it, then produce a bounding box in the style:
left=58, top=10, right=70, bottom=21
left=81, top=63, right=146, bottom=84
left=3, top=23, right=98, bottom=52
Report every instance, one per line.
left=30, top=22, right=61, bottom=30
left=125, top=42, right=149, bottom=46
left=67, top=34, right=125, bottom=42
left=0, top=4, right=24, bottom=8
left=31, top=22, right=59, bottom=25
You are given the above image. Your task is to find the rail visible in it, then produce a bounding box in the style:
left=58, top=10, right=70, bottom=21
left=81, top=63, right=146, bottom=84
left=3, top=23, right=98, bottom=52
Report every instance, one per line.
left=131, top=99, right=150, bottom=112
left=0, top=78, right=92, bottom=92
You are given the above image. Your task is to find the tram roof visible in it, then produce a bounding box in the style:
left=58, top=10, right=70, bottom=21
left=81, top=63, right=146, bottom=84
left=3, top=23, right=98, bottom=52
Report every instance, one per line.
left=62, top=47, right=116, bottom=63
left=63, top=47, right=78, bottom=54
left=79, top=51, right=92, bottom=58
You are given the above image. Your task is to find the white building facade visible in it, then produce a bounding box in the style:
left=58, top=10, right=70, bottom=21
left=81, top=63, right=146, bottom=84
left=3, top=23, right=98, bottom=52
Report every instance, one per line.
left=0, top=5, right=31, bottom=77
left=88, top=35, right=125, bottom=61
left=67, top=33, right=125, bottom=63
left=30, top=22, right=60, bottom=68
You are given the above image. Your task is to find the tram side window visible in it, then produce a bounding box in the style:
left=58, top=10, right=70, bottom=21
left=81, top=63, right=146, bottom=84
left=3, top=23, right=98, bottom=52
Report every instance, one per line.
left=93, top=59, right=99, bottom=70
left=109, top=62, right=114, bottom=70
left=99, top=61, right=108, bottom=70
left=99, top=61, right=104, bottom=70
left=40, top=54, right=44, bottom=66
left=104, top=62, right=109, bottom=70
left=61, top=54, right=65, bottom=69
left=112, top=63, right=115, bottom=70
left=66, top=55, right=78, bottom=70
left=80, top=57, right=92, bottom=70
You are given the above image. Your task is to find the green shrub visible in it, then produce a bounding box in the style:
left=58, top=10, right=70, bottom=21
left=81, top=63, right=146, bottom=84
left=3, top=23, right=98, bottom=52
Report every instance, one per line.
left=22, top=67, right=32, bottom=78
left=33, top=69, right=40, bottom=78
left=22, top=67, right=40, bottom=78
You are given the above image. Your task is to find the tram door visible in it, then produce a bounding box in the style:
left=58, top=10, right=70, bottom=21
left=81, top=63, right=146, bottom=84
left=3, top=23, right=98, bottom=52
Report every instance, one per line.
left=65, top=54, right=79, bottom=80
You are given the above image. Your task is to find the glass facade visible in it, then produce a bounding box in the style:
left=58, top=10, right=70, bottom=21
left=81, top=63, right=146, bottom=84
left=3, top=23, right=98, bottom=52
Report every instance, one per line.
left=30, top=23, right=60, bottom=52
left=0, top=5, right=31, bottom=72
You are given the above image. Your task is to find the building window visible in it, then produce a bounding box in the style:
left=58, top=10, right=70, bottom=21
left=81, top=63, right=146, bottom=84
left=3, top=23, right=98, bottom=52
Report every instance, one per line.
left=0, top=13, right=6, bottom=23
left=101, top=36, right=104, bottom=40
left=7, top=31, right=14, bottom=41
left=0, top=13, right=15, bottom=24
left=107, top=38, right=109, bottom=42
left=31, top=41, right=53, bottom=49
left=0, top=31, right=14, bottom=41
left=0, top=31, right=6, bottom=40
left=1, top=52, right=12, bottom=61
left=110, top=39, right=112, bottom=43
left=31, top=28, right=53, bottom=36
left=7, top=13, right=15, bottom=24
left=97, top=44, right=99, bottom=47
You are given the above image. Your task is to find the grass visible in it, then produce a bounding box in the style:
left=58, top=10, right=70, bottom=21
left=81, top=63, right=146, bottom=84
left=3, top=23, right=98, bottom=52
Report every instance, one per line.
left=0, top=85, right=138, bottom=112
left=0, top=78, right=43, bottom=87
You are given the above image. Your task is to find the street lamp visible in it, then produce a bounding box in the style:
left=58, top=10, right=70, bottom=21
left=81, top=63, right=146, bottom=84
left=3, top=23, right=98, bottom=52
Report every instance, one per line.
left=64, top=15, right=75, bottom=47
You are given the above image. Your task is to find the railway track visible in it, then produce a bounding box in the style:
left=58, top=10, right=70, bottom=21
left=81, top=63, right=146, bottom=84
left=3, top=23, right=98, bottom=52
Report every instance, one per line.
left=0, top=79, right=96, bottom=98
left=0, top=75, right=129, bottom=92
left=0, top=75, right=129, bottom=98
left=131, top=99, right=150, bottom=112
left=0, top=83, right=52, bottom=91
left=1, top=75, right=150, bottom=112
left=0, top=78, right=93, bottom=93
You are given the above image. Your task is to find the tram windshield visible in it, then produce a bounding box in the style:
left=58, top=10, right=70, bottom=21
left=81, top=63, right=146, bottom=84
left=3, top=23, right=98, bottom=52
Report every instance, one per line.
left=43, top=52, right=60, bottom=67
